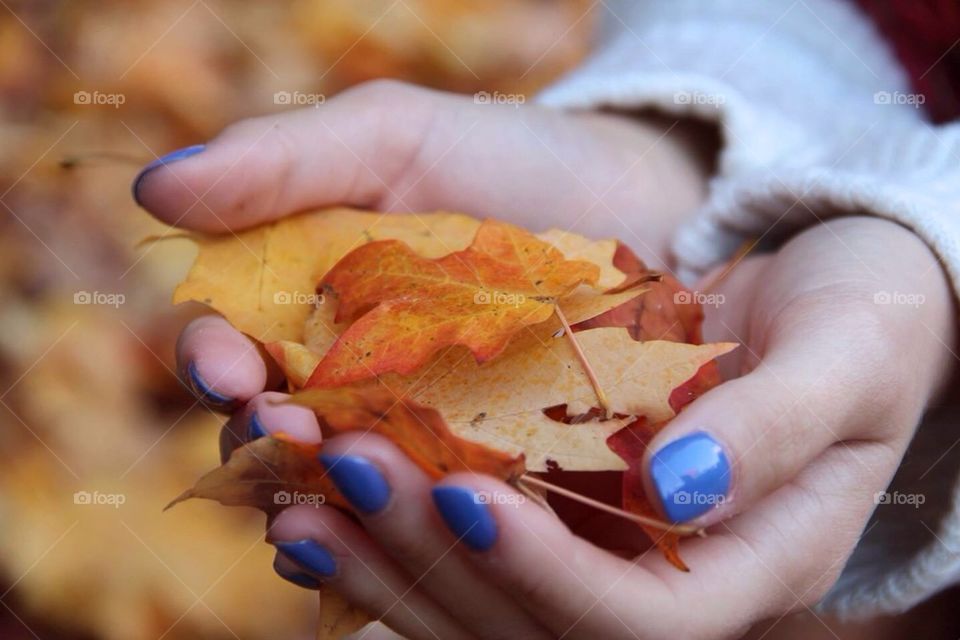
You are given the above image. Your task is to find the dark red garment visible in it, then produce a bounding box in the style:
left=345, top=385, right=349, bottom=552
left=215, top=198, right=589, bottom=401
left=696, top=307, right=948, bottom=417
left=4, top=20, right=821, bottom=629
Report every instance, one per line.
left=854, top=0, right=960, bottom=122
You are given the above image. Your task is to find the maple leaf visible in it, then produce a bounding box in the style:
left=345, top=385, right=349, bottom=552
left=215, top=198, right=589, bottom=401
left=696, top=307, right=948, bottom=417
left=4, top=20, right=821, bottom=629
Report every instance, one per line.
left=293, top=386, right=526, bottom=481
left=166, top=436, right=346, bottom=514
left=606, top=417, right=690, bottom=571
left=574, top=243, right=705, bottom=344
left=297, top=299, right=735, bottom=471
left=172, top=208, right=736, bottom=572
left=169, top=386, right=525, bottom=514
left=604, top=360, right=726, bottom=571
left=174, top=208, right=485, bottom=343
left=306, top=219, right=604, bottom=387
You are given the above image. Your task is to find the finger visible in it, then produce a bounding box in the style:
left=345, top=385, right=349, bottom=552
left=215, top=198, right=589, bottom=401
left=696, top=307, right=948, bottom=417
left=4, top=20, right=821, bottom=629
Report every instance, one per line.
left=268, top=505, right=469, bottom=640
left=319, top=432, right=552, bottom=640
left=176, top=315, right=267, bottom=411
left=133, top=80, right=437, bottom=232
left=219, top=391, right=321, bottom=462
left=642, top=297, right=887, bottom=526
left=430, top=473, right=679, bottom=639
left=636, top=438, right=900, bottom=636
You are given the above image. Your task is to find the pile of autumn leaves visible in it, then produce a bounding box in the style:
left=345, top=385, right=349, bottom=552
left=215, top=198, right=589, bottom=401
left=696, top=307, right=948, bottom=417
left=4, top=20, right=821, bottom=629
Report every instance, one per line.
left=170, top=208, right=735, bottom=571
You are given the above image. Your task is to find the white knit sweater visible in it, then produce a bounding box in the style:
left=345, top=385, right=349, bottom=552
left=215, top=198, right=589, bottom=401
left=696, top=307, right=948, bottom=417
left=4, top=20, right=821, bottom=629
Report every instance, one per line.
left=539, top=0, right=960, bottom=619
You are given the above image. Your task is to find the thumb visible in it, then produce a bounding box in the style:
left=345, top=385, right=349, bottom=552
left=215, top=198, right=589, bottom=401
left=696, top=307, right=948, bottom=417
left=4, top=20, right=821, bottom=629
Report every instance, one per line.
left=643, top=310, right=883, bottom=525
left=132, top=80, right=436, bottom=232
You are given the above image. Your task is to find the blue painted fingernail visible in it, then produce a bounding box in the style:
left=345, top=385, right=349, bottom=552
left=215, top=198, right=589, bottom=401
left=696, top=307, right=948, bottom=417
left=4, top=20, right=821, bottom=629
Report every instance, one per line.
left=432, top=486, right=497, bottom=551
left=273, top=555, right=322, bottom=589
left=319, top=454, right=390, bottom=514
left=650, top=431, right=731, bottom=523
left=248, top=412, right=269, bottom=440
left=275, top=539, right=337, bottom=578
left=132, top=144, right=205, bottom=205
left=186, top=360, right=234, bottom=407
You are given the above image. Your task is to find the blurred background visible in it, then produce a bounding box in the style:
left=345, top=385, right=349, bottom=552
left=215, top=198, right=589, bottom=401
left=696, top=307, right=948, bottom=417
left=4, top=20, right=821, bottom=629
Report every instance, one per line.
left=0, top=1, right=957, bottom=639
left=0, top=2, right=592, bottom=639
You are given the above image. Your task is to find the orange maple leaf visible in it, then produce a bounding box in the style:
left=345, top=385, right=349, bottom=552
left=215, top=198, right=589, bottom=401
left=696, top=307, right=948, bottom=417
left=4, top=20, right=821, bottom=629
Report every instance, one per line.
left=307, top=219, right=601, bottom=387
left=294, top=386, right=526, bottom=481
left=169, top=386, right=525, bottom=515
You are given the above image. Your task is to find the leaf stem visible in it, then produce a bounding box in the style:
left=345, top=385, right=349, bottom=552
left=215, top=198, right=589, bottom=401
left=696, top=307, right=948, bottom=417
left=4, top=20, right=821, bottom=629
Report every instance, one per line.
left=518, top=474, right=704, bottom=537
left=555, top=304, right=611, bottom=417
left=700, top=238, right=756, bottom=295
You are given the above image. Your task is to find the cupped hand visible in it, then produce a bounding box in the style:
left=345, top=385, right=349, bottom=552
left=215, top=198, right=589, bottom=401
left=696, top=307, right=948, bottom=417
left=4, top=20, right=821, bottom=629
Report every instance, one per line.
left=140, top=81, right=955, bottom=639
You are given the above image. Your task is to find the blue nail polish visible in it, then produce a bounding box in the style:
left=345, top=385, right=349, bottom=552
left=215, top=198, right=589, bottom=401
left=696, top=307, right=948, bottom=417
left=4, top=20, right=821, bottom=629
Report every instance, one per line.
left=319, top=454, right=390, bottom=514
left=275, top=539, right=337, bottom=577
left=650, top=431, right=731, bottom=523
left=132, top=143, right=205, bottom=205
left=273, top=555, right=322, bottom=589
left=186, top=360, right=234, bottom=407
left=431, top=486, right=497, bottom=551
left=248, top=412, right=269, bottom=440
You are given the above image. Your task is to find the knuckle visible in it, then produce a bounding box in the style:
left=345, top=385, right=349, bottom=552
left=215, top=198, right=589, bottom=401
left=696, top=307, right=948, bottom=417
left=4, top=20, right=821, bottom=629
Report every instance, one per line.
left=773, top=289, right=911, bottom=440
left=217, top=113, right=275, bottom=141
left=825, top=306, right=916, bottom=435
left=510, top=564, right=571, bottom=618
left=377, top=525, right=442, bottom=569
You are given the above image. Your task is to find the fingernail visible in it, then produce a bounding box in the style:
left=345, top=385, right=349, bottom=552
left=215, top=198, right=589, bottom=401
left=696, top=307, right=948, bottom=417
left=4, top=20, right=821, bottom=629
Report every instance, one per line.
left=319, top=454, right=390, bottom=514
left=275, top=539, right=337, bottom=577
left=431, top=486, right=497, bottom=551
left=650, top=431, right=730, bottom=523
left=132, top=143, right=205, bottom=205
left=248, top=411, right=269, bottom=440
left=185, top=360, right=235, bottom=408
left=273, top=555, right=322, bottom=589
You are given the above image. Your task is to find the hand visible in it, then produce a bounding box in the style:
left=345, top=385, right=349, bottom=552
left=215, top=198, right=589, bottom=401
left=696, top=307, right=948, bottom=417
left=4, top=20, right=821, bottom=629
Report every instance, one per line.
left=138, top=81, right=954, bottom=638
left=140, top=80, right=711, bottom=637
left=263, top=217, right=952, bottom=640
